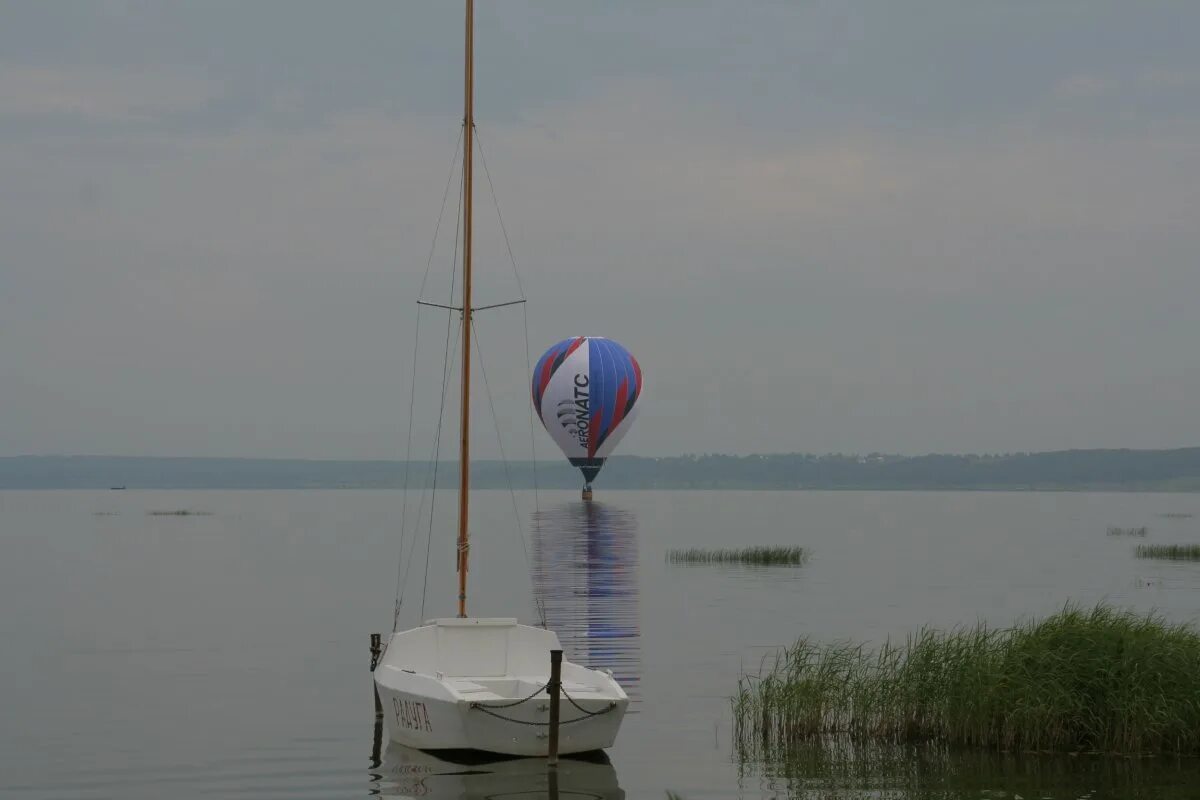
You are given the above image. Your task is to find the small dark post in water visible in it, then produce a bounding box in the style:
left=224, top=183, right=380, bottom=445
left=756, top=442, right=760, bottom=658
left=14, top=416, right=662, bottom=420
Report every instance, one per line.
left=370, top=633, right=384, bottom=717
left=370, top=711, right=384, bottom=769
left=548, top=648, right=563, bottom=765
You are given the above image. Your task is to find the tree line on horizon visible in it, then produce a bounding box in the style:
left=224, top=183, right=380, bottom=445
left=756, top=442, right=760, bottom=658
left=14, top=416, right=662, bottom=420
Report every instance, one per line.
left=3, top=448, right=1200, bottom=490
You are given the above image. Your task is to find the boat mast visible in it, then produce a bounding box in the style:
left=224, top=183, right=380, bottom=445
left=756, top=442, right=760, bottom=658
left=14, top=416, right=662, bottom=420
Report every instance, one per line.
left=456, top=0, right=474, bottom=618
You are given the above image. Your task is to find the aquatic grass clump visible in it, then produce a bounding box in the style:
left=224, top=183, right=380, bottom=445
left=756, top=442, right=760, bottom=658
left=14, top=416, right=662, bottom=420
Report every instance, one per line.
left=147, top=509, right=213, bottom=516
left=1135, top=544, right=1200, bottom=561
left=734, top=604, right=1200, bottom=756
left=1107, top=526, right=1148, bottom=537
left=667, top=546, right=807, bottom=566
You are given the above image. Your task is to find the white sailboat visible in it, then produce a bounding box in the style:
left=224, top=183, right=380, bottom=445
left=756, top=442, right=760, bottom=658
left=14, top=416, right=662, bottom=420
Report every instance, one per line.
left=373, top=0, right=628, bottom=757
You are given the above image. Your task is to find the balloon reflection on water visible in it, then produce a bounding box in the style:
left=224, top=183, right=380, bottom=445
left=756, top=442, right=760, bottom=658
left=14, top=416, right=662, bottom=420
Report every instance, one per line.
left=531, top=501, right=641, bottom=705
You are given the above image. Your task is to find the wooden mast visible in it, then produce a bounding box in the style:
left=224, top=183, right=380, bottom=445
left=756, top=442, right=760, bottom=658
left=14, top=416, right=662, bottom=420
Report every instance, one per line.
left=456, top=0, right=474, bottom=618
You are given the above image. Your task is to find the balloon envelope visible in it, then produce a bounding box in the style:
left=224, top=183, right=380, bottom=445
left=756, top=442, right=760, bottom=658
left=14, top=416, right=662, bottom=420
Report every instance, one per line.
left=532, top=337, right=642, bottom=484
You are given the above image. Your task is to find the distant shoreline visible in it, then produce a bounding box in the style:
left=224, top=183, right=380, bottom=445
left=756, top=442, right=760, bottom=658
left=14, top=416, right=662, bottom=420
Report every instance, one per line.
left=5, top=486, right=1200, bottom=493
left=4, top=449, right=1200, bottom=491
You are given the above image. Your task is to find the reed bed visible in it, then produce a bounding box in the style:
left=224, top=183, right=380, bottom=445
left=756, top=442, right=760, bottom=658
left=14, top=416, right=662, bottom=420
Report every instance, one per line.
left=1106, top=526, right=1147, bottom=537
left=1135, top=544, right=1200, bottom=562
left=667, top=546, right=807, bottom=566
left=147, top=509, right=213, bottom=516
left=734, top=604, right=1200, bottom=756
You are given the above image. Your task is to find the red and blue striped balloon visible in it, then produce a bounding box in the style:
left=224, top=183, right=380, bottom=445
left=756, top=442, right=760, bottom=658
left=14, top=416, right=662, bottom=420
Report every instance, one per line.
left=532, top=337, right=642, bottom=485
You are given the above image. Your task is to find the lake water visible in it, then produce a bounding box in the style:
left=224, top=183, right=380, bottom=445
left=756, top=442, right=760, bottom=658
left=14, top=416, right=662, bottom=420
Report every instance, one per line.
left=3, top=489, right=1200, bottom=799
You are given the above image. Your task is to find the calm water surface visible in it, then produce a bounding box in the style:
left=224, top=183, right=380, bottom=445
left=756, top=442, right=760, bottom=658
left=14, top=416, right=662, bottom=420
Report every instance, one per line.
left=3, top=489, right=1200, bottom=798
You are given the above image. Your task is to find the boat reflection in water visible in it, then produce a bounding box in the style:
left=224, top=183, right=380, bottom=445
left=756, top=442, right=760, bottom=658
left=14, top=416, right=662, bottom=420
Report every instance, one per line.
left=532, top=501, right=641, bottom=705
left=371, top=741, right=623, bottom=798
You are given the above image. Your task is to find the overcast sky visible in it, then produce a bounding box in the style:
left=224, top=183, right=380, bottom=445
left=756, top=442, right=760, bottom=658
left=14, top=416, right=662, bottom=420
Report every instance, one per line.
left=3, top=1, right=1199, bottom=460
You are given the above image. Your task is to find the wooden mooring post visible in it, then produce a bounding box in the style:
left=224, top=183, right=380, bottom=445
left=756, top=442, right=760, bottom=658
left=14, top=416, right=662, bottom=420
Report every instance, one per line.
left=370, top=633, right=384, bottom=717
left=548, top=649, right=563, bottom=765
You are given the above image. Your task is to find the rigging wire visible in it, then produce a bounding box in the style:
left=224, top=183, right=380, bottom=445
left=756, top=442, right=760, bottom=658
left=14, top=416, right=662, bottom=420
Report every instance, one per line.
left=394, top=128, right=464, bottom=630
left=522, top=303, right=540, bottom=510
left=419, top=316, right=459, bottom=624
left=392, top=307, right=421, bottom=630
left=396, top=123, right=545, bottom=626
left=418, top=150, right=466, bottom=625
left=397, top=319, right=459, bottom=622
left=522, top=304, right=542, bottom=632
left=475, top=127, right=545, bottom=622
left=473, top=126, right=526, bottom=301
left=472, top=319, right=545, bottom=628
left=475, top=127, right=541, bottom=511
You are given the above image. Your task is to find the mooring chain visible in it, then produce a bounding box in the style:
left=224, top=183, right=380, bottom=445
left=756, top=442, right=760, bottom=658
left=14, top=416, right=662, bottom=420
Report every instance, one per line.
left=467, top=680, right=618, bottom=728
left=468, top=704, right=551, bottom=726
left=560, top=686, right=619, bottom=719
left=468, top=703, right=617, bottom=727
left=469, top=680, right=549, bottom=710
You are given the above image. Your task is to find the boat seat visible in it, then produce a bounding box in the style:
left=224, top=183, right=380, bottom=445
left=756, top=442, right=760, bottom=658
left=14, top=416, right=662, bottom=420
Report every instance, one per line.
left=447, top=679, right=490, bottom=694
left=561, top=680, right=596, bottom=694
left=449, top=677, right=597, bottom=695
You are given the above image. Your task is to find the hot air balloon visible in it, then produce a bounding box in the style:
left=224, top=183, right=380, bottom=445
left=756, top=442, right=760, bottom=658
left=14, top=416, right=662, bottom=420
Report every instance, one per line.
left=532, top=337, right=642, bottom=499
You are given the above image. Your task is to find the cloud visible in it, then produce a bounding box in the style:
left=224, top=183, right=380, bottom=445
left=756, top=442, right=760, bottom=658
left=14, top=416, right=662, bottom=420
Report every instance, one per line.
left=3, top=68, right=1200, bottom=457
left=1055, top=67, right=1200, bottom=100
left=0, top=66, right=220, bottom=124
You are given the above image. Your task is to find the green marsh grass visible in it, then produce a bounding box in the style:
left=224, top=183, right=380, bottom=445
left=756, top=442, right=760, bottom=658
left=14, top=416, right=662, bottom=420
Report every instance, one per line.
left=148, top=509, right=213, bottom=516
left=667, top=546, right=807, bottom=566
left=1106, top=526, right=1147, bottom=537
left=1135, top=544, right=1200, bottom=561
left=734, top=604, right=1200, bottom=756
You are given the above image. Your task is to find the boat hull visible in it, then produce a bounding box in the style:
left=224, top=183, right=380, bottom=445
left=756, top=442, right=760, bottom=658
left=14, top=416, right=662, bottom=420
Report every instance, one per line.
left=375, top=681, right=626, bottom=756
left=373, top=619, right=628, bottom=756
